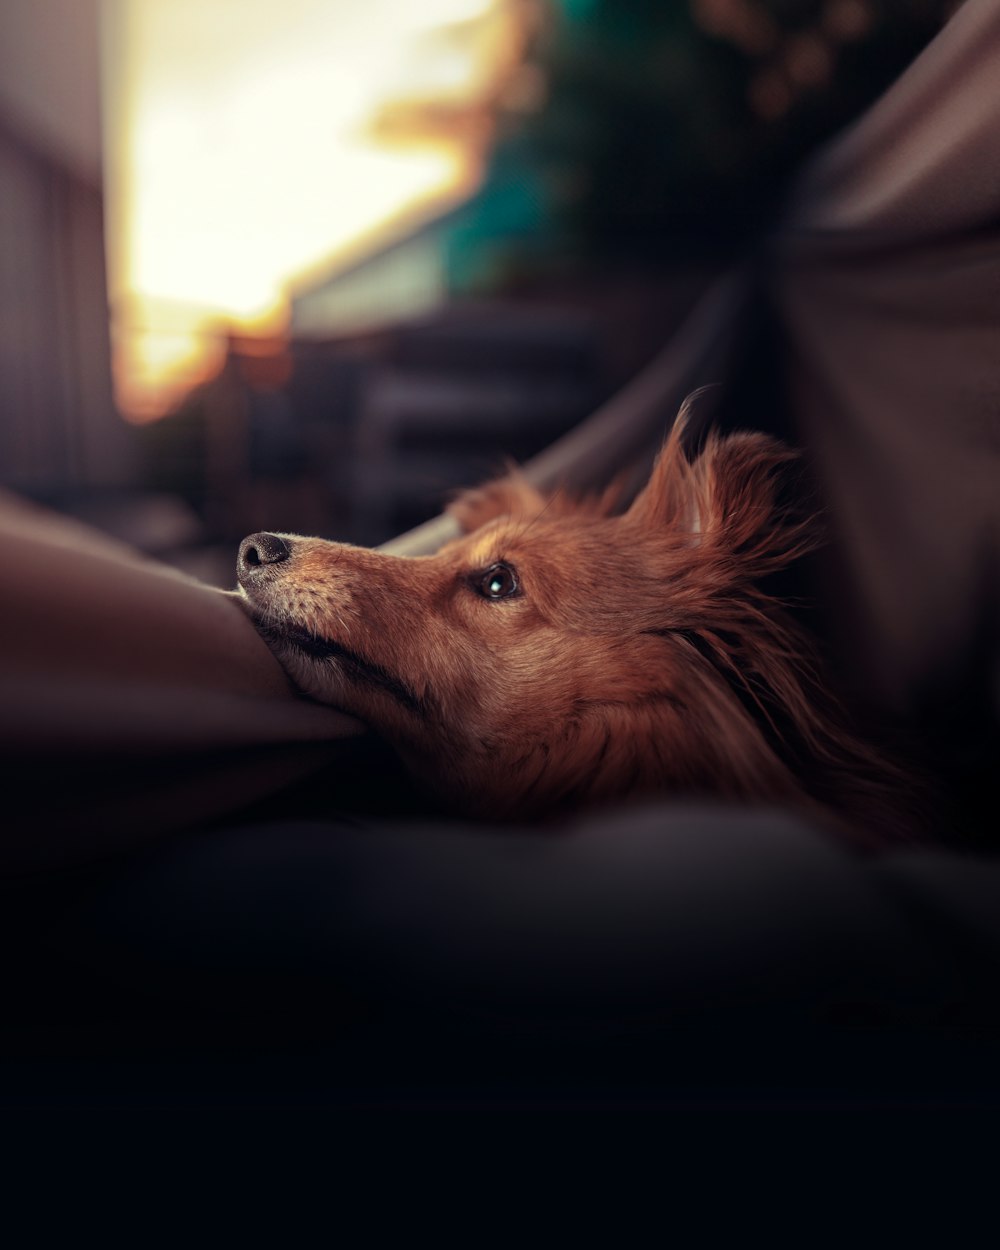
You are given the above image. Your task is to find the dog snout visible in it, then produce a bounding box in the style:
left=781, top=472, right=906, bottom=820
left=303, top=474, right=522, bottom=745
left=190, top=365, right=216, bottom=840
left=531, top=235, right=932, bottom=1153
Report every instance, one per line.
left=238, top=532, right=291, bottom=583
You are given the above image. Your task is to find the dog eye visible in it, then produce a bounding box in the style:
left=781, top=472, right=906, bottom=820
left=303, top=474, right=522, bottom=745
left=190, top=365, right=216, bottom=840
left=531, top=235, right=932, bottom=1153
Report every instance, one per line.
left=477, top=562, right=519, bottom=600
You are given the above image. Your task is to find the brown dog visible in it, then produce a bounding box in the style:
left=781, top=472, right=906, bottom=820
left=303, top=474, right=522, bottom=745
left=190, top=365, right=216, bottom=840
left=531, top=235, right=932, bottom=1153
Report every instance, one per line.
left=237, top=418, right=914, bottom=844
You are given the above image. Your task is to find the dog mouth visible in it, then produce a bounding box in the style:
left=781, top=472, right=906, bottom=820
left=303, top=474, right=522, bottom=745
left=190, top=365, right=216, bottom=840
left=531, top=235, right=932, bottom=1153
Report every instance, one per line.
left=251, top=615, right=426, bottom=717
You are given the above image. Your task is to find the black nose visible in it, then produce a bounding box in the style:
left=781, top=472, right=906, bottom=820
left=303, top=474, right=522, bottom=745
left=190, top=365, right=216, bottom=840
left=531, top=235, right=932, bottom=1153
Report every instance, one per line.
left=238, top=532, right=291, bottom=579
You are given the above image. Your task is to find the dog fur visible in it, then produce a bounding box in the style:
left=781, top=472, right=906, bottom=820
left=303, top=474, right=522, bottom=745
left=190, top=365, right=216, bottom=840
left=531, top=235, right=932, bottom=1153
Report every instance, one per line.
left=237, top=415, right=915, bottom=846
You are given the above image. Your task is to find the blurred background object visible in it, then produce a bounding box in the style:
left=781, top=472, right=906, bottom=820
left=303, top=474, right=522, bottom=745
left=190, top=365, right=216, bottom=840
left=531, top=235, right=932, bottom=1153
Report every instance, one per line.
left=0, top=0, right=958, bottom=583
left=0, top=0, right=131, bottom=496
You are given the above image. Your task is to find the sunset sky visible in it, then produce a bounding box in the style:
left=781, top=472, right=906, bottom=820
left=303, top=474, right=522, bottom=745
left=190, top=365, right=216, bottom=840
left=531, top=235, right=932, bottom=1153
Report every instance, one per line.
left=102, top=0, right=519, bottom=419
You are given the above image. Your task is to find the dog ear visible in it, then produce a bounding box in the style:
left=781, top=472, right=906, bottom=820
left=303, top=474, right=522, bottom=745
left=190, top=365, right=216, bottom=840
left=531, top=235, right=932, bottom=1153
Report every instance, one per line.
left=630, top=414, right=819, bottom=572
left=696, top=431, right=800, bottom=535
left=447, top=472, right=551, bottom=534
left=626, top=414, right=702, bottom=536
left=624, top=387, right=721, bottom=535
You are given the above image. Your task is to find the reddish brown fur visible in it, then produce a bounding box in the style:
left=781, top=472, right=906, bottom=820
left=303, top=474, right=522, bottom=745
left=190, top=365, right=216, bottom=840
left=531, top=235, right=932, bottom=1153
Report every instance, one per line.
left=238, top=417, right=916, bottom=846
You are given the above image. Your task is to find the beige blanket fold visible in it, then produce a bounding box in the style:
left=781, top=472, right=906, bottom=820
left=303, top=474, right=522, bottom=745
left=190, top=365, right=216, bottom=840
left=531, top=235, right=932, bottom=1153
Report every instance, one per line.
left=0, top=493, right=363, bottom=872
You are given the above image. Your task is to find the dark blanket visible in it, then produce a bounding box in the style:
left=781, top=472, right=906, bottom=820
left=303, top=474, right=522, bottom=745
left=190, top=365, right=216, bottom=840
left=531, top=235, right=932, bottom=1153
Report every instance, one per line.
left=5, top=800, right=1000, bottom=1110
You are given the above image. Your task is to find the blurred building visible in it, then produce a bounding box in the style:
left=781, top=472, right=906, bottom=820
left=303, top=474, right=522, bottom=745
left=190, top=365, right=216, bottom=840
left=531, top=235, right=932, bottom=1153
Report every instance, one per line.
left=148, top=299, right=606, bottom=552
left=0, top=0, right=134, bottom=498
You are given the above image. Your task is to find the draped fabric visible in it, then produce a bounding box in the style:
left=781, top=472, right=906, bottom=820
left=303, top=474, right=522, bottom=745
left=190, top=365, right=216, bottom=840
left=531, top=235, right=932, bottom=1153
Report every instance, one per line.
left=775, top=0, right=1000, bottom=712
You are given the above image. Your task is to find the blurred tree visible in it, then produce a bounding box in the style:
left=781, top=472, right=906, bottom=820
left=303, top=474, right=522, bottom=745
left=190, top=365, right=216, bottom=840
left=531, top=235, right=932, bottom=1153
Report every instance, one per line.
left=449, top=0, right=958, bottom=276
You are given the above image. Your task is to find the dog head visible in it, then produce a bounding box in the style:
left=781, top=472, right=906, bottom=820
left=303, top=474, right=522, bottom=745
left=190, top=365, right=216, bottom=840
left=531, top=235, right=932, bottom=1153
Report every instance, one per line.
left=237, top=421, right=902, bottom=835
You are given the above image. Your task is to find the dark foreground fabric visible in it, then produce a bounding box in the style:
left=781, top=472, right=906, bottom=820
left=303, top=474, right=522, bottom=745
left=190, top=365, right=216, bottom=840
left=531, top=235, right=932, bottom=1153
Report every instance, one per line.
left=3, top=802, right=1000, bottom=1109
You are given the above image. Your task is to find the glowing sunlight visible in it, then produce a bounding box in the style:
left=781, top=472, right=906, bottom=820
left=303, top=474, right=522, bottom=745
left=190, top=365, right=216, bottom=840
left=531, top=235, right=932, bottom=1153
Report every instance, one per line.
left=102, top=0, right=516, bottom=420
